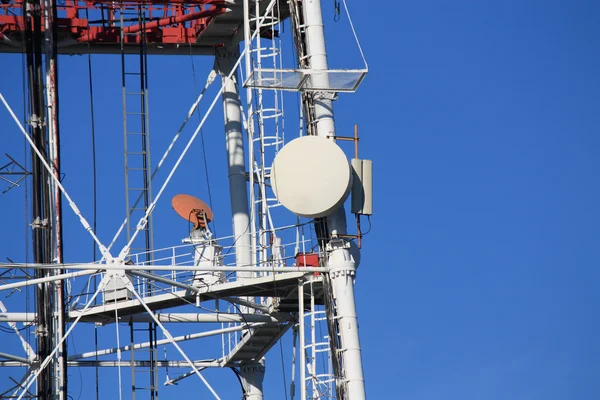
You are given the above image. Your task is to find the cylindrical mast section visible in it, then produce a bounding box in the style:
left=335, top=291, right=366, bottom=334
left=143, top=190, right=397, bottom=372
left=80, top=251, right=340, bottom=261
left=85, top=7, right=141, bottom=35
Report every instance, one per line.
left=302, top=0, right=335, bottom=138
left=301, top=1, right=367, bottom=399
left=215, top=47, right=252, bottom=277
left=216, top=45, right=265, bottom=400
left=302, top=0, right=347, bottom=235
left=328, top=250, right=365, bottom=400
left=240, top=360, right=265, bottom=400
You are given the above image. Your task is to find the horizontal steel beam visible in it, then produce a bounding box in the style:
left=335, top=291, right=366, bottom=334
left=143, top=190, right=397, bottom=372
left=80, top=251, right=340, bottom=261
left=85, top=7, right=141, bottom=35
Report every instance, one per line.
left=0, top=263, right=326, bottom=272
left=0, top=312, right=280, bottom=324
left=0, top=360, right=222, bottom=368
left=0, top=269, right=98, bottom=292
left=69, top=322, right=267, bottom=360
left=0, top=351, right=31, bottom=364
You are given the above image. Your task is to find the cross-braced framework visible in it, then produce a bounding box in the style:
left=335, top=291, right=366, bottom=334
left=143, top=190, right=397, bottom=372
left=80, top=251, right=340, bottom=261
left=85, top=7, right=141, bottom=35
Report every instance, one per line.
left=0, top=0, right=369, bottom=399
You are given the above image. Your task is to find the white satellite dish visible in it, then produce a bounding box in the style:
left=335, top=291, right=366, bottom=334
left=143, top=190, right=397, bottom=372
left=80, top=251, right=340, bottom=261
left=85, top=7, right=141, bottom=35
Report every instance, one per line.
left=271, top=135, right=352, bottom=218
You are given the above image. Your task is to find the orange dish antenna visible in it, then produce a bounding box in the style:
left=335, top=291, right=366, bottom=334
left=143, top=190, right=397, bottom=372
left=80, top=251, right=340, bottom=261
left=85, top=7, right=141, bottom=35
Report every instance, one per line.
left=171, top=194, right=214, bottom=229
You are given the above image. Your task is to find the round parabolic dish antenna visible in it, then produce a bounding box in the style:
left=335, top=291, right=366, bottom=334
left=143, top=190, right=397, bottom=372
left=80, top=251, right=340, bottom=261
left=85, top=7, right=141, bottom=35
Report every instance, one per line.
left=271, top=135, right=352, bottom=218
left=172, top=194, right=214, bottom=229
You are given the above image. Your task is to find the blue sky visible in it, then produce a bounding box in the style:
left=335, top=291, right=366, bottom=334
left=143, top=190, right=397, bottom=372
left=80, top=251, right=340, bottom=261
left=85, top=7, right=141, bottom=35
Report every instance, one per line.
left=1, top=0, right=600, bottom=399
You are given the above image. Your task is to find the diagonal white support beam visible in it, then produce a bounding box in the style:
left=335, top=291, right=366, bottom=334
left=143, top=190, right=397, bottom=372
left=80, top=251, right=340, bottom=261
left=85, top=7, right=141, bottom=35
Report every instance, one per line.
left=0, top=351, right=31, bottom=364
left=0, top=93, right=112, bottom=261
left=165, top=368, right=202, bottom=386
left=0, top=269, right=98, bottom=292
left=123, top=274, right=222, bottom=400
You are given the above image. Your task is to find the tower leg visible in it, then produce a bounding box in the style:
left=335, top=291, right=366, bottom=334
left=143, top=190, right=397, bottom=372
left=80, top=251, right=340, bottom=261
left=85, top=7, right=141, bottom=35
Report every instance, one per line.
left=329, top=245, right=366, bottom=400
left=240, top=360, right=265, bottom=400
left=302, top=0, right=335, bottom=138
left=302, top=0, right=367, bottom=398
left=215, top=47, right=252, bottom=277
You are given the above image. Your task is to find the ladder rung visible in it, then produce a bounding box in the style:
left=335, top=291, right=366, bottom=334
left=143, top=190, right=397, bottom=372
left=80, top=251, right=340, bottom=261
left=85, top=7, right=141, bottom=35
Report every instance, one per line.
left=126, top=112, right=146, bottom=115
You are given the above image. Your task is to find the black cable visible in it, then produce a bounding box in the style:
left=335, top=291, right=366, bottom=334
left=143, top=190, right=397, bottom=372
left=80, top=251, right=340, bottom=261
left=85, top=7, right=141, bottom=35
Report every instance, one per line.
left=361, top=215, right=372, bottom=236
left=84, top=11, right=100, bottom=398
left=19, top=11, right=32, bottom=355
left=0, top=323, right=34, bottom=333
left=189, top=45, right=217, bottom=237
left=69, top=334, right=83, bottom=400
left=278, top=336, right=289, bottom=400
left=230, top=367, right=247, bottom=397
left=333, top=0, right=341, bottom=22
left=85, top=8, right=98, bottom=266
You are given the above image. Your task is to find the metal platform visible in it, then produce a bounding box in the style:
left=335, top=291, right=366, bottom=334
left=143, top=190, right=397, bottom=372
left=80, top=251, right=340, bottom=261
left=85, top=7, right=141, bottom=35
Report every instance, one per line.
left=0, top=0, right=290, bottom=55
left=69, top=271, right=322, bottom=322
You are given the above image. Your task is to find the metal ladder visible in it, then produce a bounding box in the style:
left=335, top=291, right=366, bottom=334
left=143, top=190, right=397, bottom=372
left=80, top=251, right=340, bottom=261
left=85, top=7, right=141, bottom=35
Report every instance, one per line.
left=246, top=0, right=286, bottom=273
left=119, top=6, right=158, bottom=400
left=120, top=5, right=154, bottom=267
left=298, top=279, right=337, bottom=400
left=289, top=0, right=317, bottom=135
left=129, top=320, right=159, bottom=400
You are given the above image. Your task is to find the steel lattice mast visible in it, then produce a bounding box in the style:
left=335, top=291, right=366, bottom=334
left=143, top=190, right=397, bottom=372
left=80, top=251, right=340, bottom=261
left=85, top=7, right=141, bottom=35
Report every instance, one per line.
left=0, top=1, right=370, bottom=399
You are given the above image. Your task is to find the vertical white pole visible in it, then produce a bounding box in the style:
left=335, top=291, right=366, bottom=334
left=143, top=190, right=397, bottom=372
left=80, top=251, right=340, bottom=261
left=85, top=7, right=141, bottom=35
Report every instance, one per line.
left=310, top=281, right=317, bottom=396
left=302, top=0, right=347, bottom=235
left=298, top=280, right=306, bottom=400
left=328, top=251, right=365, bottom=400
left=240, top=360, right=265, bottom=400
left=302, top=0, right=335, bottom=138
left=216, top=45, right=265, bottom=399
left=301, top=1, right=367, bottom=399
left=214, top=48, right=253, bottom=279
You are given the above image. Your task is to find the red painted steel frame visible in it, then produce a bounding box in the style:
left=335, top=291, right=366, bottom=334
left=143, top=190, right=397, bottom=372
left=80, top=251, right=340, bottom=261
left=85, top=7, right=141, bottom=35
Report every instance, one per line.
left=0, top=0, right=228, bottom=49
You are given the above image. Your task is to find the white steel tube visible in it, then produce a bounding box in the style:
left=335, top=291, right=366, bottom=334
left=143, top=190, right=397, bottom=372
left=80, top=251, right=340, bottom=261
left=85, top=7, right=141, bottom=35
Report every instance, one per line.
left=310, top=281, right=317, bottom=396
left=302, top=0, right=335, bottom=138
left=301, top=0, right=348, bottom=234
left=0, top=263, right=326, bottom=273
left=0, top=312, right=278, bottom=324
left=329, top=253, right=365, bottom=400
left=127, top=312, right=277, bottom=324
left=215, top=48, right=253, bottom=278
left=0, top=360, right=221, bottom=368
left=0, top=351, right=31, bottom=364
left=298, top=280, right=306, bottom=400
left=0, top=270, right=98, bottom=292
left=69, top=322, right=265, bottom=360
left=0, top=93, right=112, bottom=260
left=165, top=368, right=205, bottom=385
left=240, top=359, right=265, bottom=400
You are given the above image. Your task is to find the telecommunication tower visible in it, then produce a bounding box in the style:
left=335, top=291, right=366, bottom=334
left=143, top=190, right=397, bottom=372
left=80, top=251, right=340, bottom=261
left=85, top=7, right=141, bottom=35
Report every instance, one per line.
left=0, top=0, right=371, bottom=399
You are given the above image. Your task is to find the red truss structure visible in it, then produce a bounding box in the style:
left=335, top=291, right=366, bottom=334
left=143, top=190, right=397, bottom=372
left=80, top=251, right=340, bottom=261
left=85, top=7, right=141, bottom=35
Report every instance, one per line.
left=0, top=0, right=286, bottom=55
